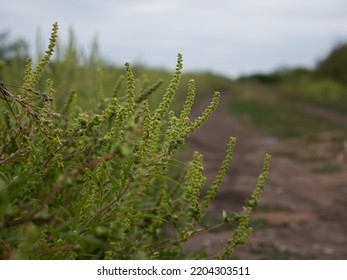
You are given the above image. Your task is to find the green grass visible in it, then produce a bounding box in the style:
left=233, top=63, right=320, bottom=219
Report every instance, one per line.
left=254, top=204, right=287, bottom=212
left=226, top=82, right=347, bottom=163
left=311, top=164, right=342, bottom=174
left=249, top=218, right=269, bottom=230
left=336, top=198, right=347, bottom=207
left=250, top=242, right=313, bottom=260
left=228, top=97, right=335, bottom=139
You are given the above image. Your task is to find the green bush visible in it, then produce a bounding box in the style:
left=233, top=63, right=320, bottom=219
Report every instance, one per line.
left=316, top=41, right=347, bottom=85
left=0, top=23, right=270, bottom=259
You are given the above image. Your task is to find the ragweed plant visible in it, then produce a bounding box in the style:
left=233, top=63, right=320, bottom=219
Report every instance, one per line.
left=0, top=23, right=270, bottom=259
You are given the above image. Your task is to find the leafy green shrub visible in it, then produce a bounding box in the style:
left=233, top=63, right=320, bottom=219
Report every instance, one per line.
left=316, top=41, right=347, bottom=85
left=0, top=23, right=270, bottom=259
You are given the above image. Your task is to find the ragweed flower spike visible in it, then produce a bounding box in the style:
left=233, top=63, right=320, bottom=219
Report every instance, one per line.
left=216, top=153, right=271, bottom=259
left=201, top=136, right=236, bottom=212
left=188, top=91, right=221, bottom=134
left=154, top=53, right=183, bottom=120
left=135, top=79, right=163, bottom=104
left=31, top=22, right=59, bottom=88
left=180, top=79, right=196, bottom=121
left=149, top=54, right=183, bottom=155
left=124, top=62, right=135, bottom=117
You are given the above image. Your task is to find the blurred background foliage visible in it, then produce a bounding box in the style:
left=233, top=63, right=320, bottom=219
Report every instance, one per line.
left=1, top=29, right=347, bottom=140
left=0, top=29, right=233, bottom=113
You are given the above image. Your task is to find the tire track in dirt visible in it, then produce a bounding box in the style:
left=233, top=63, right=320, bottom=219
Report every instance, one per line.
left=185, top=93, right=347, bottom=259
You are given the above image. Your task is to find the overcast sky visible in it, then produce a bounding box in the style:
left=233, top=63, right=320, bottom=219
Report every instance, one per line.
left=1, top=0, right=347, bottom=77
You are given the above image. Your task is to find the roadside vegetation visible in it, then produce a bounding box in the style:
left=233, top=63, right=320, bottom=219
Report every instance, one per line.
left=0, top=23, right=270, bottom=259
left=1, top=22, right=346, bottom=259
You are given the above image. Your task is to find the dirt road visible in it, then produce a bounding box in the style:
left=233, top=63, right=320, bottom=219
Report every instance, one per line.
left=185, top=93, right=347, bottom=259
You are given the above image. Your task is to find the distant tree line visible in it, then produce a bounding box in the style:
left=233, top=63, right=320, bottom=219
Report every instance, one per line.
left=238, top=41, right=347, bottom=85
left=315, top=42, right=347, bottom=85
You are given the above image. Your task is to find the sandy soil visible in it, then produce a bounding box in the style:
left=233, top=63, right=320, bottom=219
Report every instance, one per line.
left=185, top=93, right=347, bottom=259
